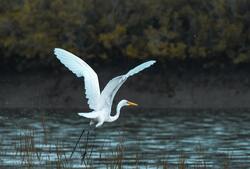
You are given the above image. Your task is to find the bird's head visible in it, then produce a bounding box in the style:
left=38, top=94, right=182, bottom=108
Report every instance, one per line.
left=120, top=99, right=138, bottom=107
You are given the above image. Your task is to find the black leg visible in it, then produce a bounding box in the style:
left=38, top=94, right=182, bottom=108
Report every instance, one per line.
left=81, top=130, right=90, bottom=165
left=81, top=125, right=97, bottom=165
left=70, top=127, right=86, bottom=159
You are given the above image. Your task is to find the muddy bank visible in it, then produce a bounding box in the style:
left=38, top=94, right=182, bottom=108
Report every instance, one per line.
left=1, top=68, right=250, bottom=110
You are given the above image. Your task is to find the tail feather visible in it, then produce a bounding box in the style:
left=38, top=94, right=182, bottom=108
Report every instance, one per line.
left=78, top=112, right=99, bottom=118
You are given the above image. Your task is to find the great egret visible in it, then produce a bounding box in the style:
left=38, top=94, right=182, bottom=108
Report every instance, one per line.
left=54, top=48, right=155, bottom=159
left=54, top=48, right=156, bottom=127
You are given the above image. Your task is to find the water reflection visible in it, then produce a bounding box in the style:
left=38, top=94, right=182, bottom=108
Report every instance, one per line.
left=0, top=109, right=250, bottom=168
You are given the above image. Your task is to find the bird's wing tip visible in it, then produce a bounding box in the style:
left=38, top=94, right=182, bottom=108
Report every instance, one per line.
left=54, top=48, right=60, bottom=54
left=54, top=48, right=62, bottom=52
left=148, top=60, right=156, bottom=65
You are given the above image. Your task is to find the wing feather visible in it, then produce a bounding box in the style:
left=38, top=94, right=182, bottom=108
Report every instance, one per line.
left=100, top=60, right=156, bottom=107
left=54, top=48, right=100, bottom=110
left=125, top=60, right=156, bottom=78
left=78, top=112, right=99, bottom=118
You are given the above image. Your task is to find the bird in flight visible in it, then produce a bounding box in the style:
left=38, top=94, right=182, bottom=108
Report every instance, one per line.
left=54, top=48, right=156, bottom=128
left=54, top=48, right=156, bottom=159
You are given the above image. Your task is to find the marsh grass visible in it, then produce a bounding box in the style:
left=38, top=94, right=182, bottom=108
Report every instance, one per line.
left=0, top=118, right=231, bottom=169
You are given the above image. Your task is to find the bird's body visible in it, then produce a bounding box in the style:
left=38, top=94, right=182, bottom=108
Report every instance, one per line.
left=54, top=48, right=156, bottom=128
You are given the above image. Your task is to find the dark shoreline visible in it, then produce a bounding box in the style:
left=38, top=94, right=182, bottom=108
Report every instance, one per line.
left=1, top=67, right=250, bottom=110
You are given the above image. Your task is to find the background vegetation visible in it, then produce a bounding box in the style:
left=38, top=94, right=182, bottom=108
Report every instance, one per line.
left=1, top=0, right=250, bottom=70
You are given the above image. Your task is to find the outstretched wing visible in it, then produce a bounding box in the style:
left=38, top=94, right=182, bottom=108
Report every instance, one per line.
left=100, top=60, right=156, bottom=107
left=54, top=48, right=100, bottom=110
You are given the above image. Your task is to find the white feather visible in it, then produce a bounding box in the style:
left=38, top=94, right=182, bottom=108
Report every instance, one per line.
left=100, top=60, right=156, bottom=108
left=78, top=112, right=99, bottom=118
left=54, top=48, right=100, bottom=110
left=125, top=60, right=156, bottom=78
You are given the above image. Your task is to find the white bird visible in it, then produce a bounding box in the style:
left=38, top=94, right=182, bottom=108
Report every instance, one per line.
left=54, top=48, right=156, bottom=128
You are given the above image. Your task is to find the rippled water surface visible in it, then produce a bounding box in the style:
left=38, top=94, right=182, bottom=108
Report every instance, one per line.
left=0, top=109, right=250, bottom=168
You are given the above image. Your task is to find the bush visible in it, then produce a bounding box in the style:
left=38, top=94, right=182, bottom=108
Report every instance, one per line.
left=1, top=0, right=250, bottom=70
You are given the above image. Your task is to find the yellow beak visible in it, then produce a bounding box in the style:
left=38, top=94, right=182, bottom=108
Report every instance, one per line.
left=127, top=101, right=138, bottom=106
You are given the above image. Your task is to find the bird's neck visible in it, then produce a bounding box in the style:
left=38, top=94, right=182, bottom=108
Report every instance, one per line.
left=109, top=100, right=124, bottom=122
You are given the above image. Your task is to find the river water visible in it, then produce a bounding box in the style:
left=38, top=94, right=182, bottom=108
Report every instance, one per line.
left=0, top=109, right=249, bottom=168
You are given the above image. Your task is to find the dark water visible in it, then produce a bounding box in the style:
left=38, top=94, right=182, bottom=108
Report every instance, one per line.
left=0, top=109, right=250, bottom=168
